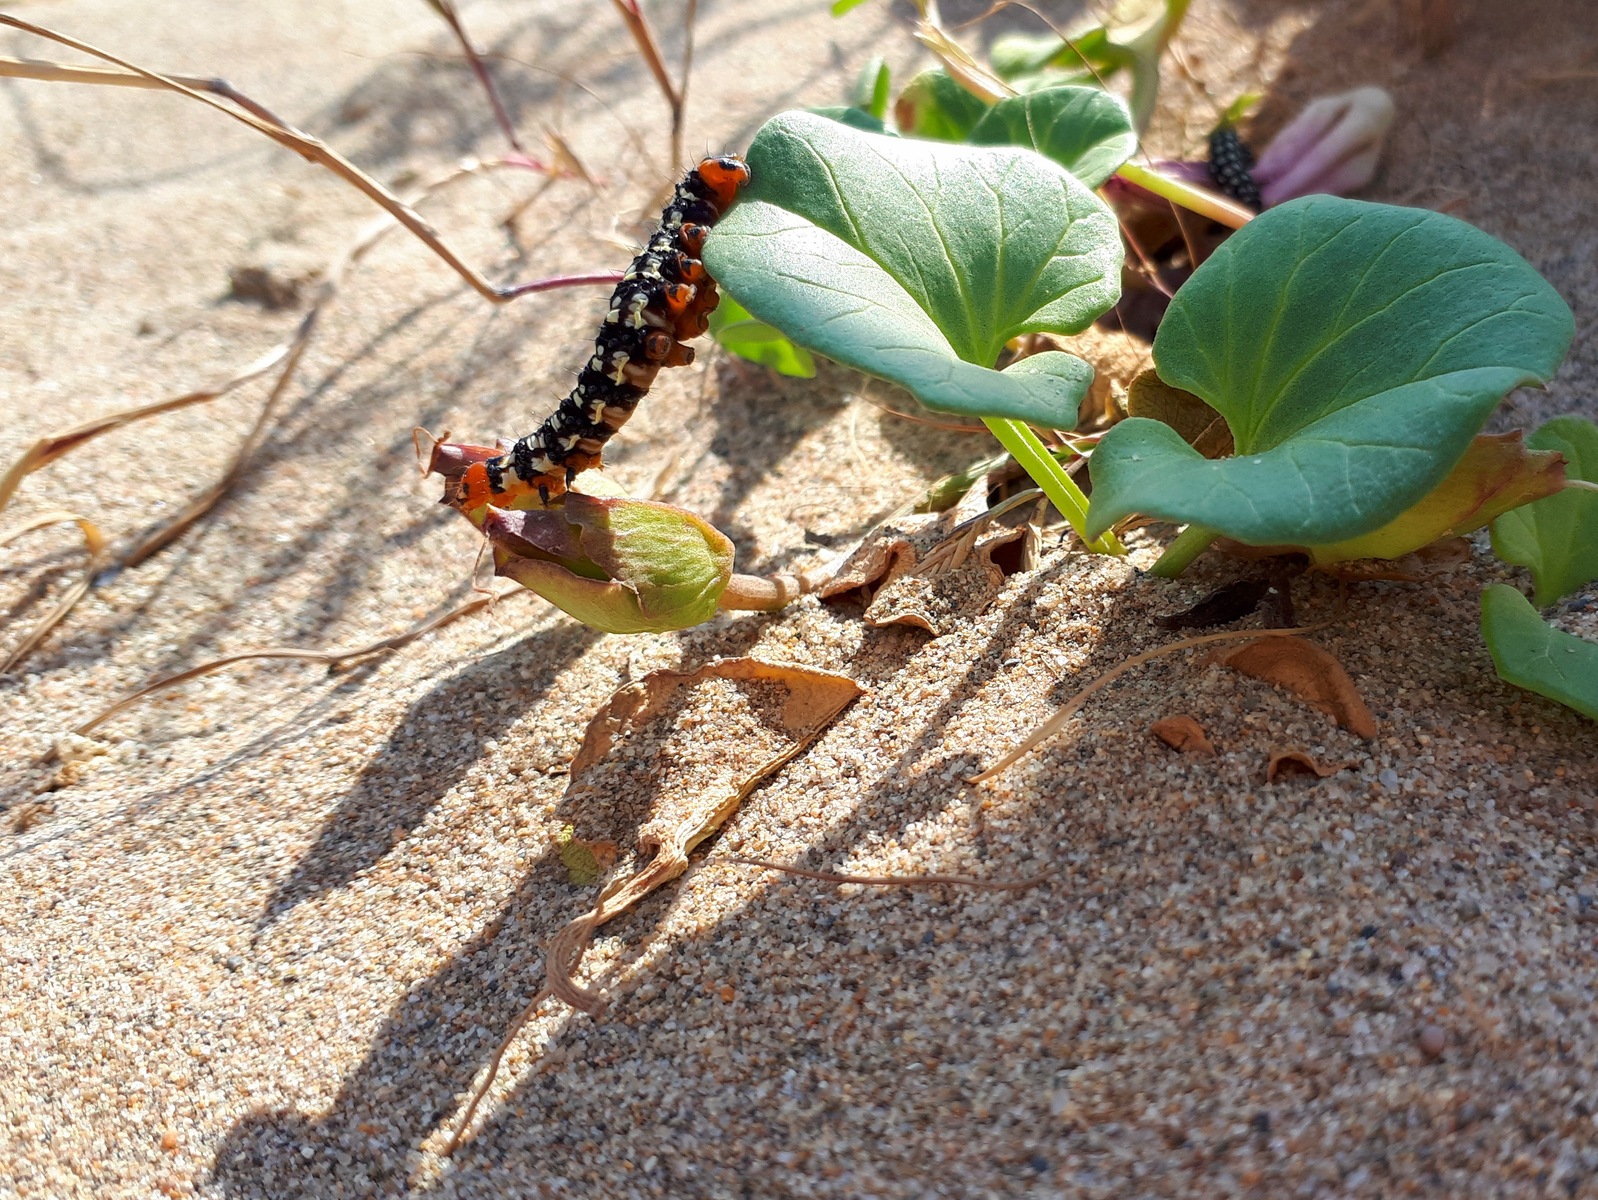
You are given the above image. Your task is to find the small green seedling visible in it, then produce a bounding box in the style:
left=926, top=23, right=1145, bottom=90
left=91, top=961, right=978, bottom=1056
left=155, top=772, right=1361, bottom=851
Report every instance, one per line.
left=1482, top=416, right=1598, bottom=720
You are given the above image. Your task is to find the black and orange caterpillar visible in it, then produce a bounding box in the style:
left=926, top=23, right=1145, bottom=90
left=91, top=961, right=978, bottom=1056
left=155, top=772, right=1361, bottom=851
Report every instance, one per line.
left=453, top=155, right=751, bottom=509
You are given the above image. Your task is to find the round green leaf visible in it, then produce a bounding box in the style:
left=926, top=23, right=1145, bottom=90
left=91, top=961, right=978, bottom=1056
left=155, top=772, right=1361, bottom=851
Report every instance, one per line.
left=1481, top=584, right=1598, bottom=721
left=1086, top=197, right=1575, bottom=544
left=966, top=86, right=1136, bottom=188
left=702, top=111, right=1123, bottom=424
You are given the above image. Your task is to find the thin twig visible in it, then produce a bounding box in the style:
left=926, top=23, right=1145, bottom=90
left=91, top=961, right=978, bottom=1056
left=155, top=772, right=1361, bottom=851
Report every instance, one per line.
left=0, top=15, right=578, bottom=303
left=443, top=985, right=553, bottom=1157
left=600, top=1, right=674, bottom=140
left=0, top=55, right=294, bottom=125
left=1563, top=479, right=1598, bottom=493
left=969, top=609, right=1345, bottom=782
left=674, top=0, right=699, bottom=171
left=73, top=588, right=517, bottom=735
left=422, top=0, right=534, bottom=159
left=721, top=855, right=1049, bottom=892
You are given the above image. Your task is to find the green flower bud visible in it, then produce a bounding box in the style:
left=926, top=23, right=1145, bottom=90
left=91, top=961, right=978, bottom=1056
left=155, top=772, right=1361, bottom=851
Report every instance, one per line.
left=479, top=494, right=734, bottom=634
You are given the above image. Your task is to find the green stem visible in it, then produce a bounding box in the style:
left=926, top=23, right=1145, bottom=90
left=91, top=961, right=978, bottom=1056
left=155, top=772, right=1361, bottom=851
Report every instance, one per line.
left=983, top=417, right=1124, bottom=556
left=1151, top=523, right=1218, bottom=577
left=1115, top=162, right=1253, bottom=230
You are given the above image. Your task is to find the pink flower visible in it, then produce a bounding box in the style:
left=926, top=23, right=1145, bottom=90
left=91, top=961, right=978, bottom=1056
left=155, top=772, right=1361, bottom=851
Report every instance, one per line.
left=1253, top=87, right=1396, bottom=208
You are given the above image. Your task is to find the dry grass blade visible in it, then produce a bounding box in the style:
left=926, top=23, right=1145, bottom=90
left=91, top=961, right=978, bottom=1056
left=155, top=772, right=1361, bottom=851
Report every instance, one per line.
left=0, top=346, right=287, bottom=519
left=1, top=513, right=111, bottom=674
left=722, top=856, right=1049, bottom=892
left=0, top=510, right=107, bottom=558
left=969, top=615, right=1343, bottom=782
left=0, top=55, right=292, bottom=125
left=0, top=15, right=577, bottom=303
left=914, top=19, right=1015, bottom=104
left=1, top=563, right=105, bottom=676
left=72, top=588, right=516, bottom=736
left=0, top=158, right=603, bottom=671
left=606, top=0, right=698, bottom=169
left=608, top=0, right=681, bottom=120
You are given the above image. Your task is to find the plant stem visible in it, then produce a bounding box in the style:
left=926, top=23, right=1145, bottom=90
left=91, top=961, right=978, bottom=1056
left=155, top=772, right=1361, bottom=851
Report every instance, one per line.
left=983, top=418, right=1124, bottom=555
left=719, top=568, right=828, bottom=612
left=1115, top=162, right=1254, bottom=230
left=1151, top=523, right=1219, bottom=577
left=1564, top=479, right=1598, bottom=493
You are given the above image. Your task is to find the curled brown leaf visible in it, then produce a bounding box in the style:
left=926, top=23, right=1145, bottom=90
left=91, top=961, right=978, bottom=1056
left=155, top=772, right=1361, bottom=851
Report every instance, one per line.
left=450, top=657, right=861, bottom=1155
left=1150, top=715, right=1215, bottom=755
left=1266, top=749, right=1355, bottom=782
left=1220, top=636, right=1377, bottom=738
left=820, top=486, right=1037, bottom=634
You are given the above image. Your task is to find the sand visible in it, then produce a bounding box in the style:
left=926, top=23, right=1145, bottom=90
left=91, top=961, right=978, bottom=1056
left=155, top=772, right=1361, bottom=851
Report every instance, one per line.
left=2, top=1, right=1596, bottom=1196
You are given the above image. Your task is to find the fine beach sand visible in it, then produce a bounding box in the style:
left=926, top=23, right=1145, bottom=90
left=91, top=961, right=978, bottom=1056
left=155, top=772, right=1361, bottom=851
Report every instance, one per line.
left=3, top=1, right=1596, bottom=1196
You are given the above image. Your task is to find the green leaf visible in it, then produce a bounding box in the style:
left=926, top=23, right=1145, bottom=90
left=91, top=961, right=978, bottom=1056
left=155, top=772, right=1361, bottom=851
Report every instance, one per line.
left=990, top=29, right=1114, bottom=80
left=854, top=56, right=891, bottom=121
left=708, top=296, right=817, bottom=378
left=893, top=69, right=991, bottom=141
left=1481, top=584, right=1598, bottom=721
left=1491, top=415, right=1598, bottom=605
left=1219, top=91, right=1263, bottom=128
left=1086, top=197, right=1575, bottom=546
left=1310, top=432, right=1565, bottom=565
left=966, top=86, right=1137, bottom=188
left=830, top=0, right=873, bottom=15
left=805, top=105, right=892, bottom=136
left=988, top=0, right=1191, bottom=132
left=701, top=111, right=1122, bottom=425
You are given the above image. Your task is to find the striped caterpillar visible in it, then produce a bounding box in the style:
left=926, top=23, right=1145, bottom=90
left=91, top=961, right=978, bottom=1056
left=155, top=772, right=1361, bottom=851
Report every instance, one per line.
left=454, top=155, right=751, bottom=509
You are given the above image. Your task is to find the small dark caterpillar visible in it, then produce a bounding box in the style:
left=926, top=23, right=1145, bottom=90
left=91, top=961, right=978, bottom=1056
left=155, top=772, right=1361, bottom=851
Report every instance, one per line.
left=1207, top=127, right=1261, bottom=210
left=458, top=155, right=751, bottom=509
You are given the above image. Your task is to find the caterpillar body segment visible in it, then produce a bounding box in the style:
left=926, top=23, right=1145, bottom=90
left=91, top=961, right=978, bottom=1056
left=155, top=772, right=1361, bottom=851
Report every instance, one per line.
left=457, top=155, right=751, bottom=510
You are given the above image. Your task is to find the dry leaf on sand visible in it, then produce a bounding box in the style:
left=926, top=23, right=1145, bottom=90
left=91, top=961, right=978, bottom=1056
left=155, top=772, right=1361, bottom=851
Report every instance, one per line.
left=1266, top=749, right=1355, bottom=782
left=548, top=657, right=862, bottom=1015
left=1032, top=326, right=1149, bottom=430
left=1220, top=636, right=1378, bottom=738
left=820, top=485, right=1035, bottom=634
left=1150, top=714, right=1215, bottom=755
left=1126, top=370, right=1234, bottom=459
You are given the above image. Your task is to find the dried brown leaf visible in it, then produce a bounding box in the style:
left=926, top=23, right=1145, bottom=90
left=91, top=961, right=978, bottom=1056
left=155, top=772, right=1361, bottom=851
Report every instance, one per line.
left=1221, top=636, right=1377, bottom=738
left=1029, top=327, right=1149, bottom=431
left=1266, top=749, right=1355, bottom=782
left=553, top=658, right=862, bottom=1015
left=1127, top=370, right=1234, bottom=459
left=448, top=657, right=862, bottom=1156
left=1150, top=715, right=1215, bottom=755
left=819, top=486, right=1036, bottom=634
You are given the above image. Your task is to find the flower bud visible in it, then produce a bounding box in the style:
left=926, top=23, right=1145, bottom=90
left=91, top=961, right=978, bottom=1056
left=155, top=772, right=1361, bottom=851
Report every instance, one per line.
left=479, top=494, right=734, bottom=634
left=1252, top=86, right=1395, bottom=208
